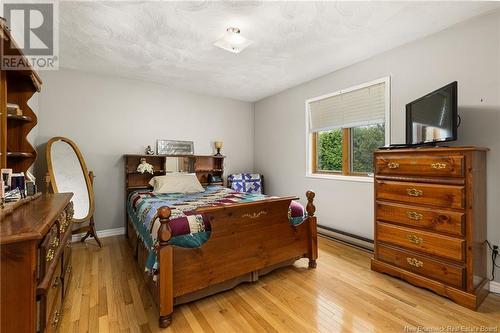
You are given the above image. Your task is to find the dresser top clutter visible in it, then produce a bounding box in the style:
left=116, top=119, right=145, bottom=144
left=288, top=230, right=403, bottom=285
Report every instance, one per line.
left=0, top=193, right=73, bottom=244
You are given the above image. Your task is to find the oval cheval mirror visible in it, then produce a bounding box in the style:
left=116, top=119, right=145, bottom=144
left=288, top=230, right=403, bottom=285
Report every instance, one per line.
left=46, top=137, right=102, bottom=247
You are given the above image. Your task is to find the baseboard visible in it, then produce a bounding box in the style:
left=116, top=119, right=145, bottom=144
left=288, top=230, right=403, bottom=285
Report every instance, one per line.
left=71, top=227, right=125, bottom=242
left=490, top=280, right=500, bottom=294
left=318, top=226, right=374, bottom=251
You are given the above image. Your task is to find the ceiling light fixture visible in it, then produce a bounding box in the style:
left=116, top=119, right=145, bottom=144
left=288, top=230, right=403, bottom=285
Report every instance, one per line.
left=214, top=27, right=253, bottom=54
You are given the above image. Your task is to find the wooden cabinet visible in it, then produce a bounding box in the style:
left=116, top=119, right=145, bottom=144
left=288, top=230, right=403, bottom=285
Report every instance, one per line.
left=0, top=194, right=73, bottom=332
left=371, top=147, right=489, bottom=310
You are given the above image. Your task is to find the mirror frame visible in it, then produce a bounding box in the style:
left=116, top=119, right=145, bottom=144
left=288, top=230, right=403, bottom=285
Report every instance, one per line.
left=46, top=136, right=94, bottom=223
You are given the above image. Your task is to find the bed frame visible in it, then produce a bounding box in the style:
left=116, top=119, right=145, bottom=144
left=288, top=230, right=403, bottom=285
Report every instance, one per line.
left=123, top=154, right=317, bottom=327
left=126, top=191, right=317, bottom=328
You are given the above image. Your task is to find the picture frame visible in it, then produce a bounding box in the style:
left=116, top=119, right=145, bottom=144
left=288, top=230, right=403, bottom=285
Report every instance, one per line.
left=157, top=140, right=194, bottom=155
left=1, top=168, right=13, bottom=188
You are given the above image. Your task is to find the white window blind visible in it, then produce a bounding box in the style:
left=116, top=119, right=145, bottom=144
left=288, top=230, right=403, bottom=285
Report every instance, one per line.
left=309, top=82, right=386, bottom=132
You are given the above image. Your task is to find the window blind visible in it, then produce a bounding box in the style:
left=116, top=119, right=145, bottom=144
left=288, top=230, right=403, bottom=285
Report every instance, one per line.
left=309, top=82, right=386, bottom=132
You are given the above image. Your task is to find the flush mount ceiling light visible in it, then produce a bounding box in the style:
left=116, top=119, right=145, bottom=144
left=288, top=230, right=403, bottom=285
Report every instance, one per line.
left=214, top=27, right=253, bottom=54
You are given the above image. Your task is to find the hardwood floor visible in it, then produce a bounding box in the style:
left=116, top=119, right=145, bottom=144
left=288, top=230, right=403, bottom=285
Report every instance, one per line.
left=59, top=236, right=500, bottom=332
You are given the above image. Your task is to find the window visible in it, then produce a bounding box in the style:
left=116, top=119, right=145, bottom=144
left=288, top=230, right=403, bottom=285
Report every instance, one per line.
left=307, top=78, right=390, bottom=177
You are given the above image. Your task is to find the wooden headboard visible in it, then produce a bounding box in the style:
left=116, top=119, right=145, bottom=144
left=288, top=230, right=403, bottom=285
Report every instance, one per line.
left=123, top=154, right=225, bottom=195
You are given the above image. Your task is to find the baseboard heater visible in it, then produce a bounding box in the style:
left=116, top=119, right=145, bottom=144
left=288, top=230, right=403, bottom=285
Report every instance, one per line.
left=318, top=225, right=374, bottom=251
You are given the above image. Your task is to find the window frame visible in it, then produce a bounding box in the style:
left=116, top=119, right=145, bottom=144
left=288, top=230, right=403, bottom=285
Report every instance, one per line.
left=306, top=77, right=391, bottom=180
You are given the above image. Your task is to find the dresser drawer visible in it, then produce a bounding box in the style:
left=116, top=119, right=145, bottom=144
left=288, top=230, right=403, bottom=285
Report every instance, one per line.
left=376, top=202, right=465, bottom=236
left=46, top=273, right=62, bottom=321
left=375, top=154, right=464, bottom=177
left=39, top=222, right=61, bottom=278
left=376, top=180, right=465, bottom=209
left=45, top=283, right=63, bottom=333
left=62, top=241, right=72, bottom=297
left=377, top=244, right=465, bottom=289
left=376, top=221, right=465, bottom=262
left=37, top=256, right=62, bottom=332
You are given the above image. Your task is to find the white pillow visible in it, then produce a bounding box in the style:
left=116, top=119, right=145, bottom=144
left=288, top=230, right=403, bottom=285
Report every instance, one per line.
left=149, top=173, right=204, bottom=194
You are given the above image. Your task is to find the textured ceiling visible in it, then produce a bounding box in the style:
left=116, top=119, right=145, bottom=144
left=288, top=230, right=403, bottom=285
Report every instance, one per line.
left=59, top=1, right=500, bottom=102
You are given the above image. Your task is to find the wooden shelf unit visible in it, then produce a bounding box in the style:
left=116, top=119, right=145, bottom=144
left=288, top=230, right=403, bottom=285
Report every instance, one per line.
left=0, top=20, right=42, bottom=173
left=123, top=154, right=225, bottom=191
left=7, top=114, right=33, bottom=122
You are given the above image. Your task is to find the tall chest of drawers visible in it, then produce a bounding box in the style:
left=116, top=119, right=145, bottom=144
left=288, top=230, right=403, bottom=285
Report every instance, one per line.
left=1, top=193, right=74, bottom=332
left=371, top=147, right=489, bottom=309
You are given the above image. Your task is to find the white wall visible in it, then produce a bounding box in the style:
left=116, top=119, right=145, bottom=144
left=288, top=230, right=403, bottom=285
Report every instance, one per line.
left=36, top=69, right=254, bottom=231
left=255, top=12, right=500, bottom=252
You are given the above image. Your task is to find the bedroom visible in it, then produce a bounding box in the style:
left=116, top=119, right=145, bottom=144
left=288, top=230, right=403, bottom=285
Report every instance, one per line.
left=0, top=1, right=499, bottom=332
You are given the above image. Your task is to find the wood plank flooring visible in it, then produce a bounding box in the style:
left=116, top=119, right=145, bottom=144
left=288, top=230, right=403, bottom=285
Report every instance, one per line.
left=59, top=236, right=500, bottom=332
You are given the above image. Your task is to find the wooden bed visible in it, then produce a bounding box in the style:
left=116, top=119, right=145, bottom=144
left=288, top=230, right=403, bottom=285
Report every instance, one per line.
left=123, top=154, right=318, bottom=327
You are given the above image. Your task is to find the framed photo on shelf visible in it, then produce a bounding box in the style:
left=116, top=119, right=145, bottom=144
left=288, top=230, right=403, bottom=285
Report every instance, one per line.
left=157, top=140, right=194, bottom=155
left=1, top=169, right=13, bottom=188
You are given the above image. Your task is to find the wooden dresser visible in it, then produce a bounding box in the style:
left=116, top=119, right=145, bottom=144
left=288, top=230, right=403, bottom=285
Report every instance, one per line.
left=1, top=193, right=74, bottom=332
left=371, top=147, right=488, bottom=309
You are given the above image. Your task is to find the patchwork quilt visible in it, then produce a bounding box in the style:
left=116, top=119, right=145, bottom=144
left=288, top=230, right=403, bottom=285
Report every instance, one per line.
left=227, top=173, right=263, bottom=194
left=127, top=185, right=306, bottom=275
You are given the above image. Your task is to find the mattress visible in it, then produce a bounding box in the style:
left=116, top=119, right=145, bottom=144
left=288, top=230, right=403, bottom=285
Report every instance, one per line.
left=126, top=185, right=306, bottom=274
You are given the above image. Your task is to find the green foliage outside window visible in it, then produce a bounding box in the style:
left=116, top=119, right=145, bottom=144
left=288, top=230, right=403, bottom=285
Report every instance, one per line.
left=352, top=124, right=385, bottom=173
left=316, top=124, right=385, bottom=174
left=317, top=129, right=343, bottom=172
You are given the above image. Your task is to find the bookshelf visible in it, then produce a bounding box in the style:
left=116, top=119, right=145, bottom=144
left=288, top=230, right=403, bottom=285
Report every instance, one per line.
left=0, top=20, right=42, bottom=173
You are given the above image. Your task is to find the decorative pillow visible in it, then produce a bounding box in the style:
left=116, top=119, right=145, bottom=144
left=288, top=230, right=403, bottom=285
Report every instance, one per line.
left=149, top=173, right=204, bottom=194
left=288, top=201, right=306, bottom=225
left=228, top=173, right=262, bottom=194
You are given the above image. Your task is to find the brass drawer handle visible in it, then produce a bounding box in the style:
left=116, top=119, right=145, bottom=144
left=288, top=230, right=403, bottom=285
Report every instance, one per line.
left=46, top=248, right=55, bottom=262
left=66, top=265, right=72, bottom=274
left=407, top=234, right=423, bottom=245
left=406, top=257, right=424, bottom=268
left=52, top=277, right=61, bottom=288
left=387, top=162, right=399, bottom=169
left=59, top=220, right=69, bottom=233
left=65, top=202, right=75, bottom=220
left=51, top=238, right=59, bottom=248
left=406, top=188, right=423, bottom=197
left=406, top=211, right=423, bottom=221
left=66, top=242, right=71, bottom=248
left=51, top=311, right=61, bottom=328
left=431, top=162, right=447, bottom=169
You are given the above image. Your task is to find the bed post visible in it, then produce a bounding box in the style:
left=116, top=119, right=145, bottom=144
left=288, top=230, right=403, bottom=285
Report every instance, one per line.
left=157, top=206, right=174, bottom=328
left=306, top=190, right=318, bottom=269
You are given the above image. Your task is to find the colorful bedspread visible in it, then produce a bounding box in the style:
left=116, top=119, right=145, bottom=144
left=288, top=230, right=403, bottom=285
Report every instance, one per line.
left=127, top=186, right=306, bottom=274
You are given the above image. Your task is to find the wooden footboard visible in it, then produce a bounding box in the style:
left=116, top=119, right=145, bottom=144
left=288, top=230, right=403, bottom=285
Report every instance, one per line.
left=155, top=191, right=317, bottom=327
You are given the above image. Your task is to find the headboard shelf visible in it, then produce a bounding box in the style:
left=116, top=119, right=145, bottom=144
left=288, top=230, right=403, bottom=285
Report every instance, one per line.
left=124, top=154, right=225, bottom=195
left=126, top=170, right=166, bottom=175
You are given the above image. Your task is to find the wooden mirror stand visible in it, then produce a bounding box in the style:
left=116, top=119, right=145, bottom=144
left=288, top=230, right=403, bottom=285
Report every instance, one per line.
left=45, top=137, right=102, bottom=247
left=45, top=171, right=102, bottom=247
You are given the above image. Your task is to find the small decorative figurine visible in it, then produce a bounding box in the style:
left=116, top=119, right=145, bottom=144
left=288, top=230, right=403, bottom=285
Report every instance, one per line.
left=136, top=158, right=154, bottom=174
left=145, top=145, right=155, bottom=155
left=214, top=141, right=223, bottom=157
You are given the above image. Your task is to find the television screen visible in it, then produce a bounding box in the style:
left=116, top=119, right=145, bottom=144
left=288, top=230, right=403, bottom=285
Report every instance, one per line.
left=406, top=81, right=457, bottom=145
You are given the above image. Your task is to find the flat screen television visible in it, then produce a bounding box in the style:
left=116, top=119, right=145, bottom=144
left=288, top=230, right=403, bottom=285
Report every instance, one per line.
left=406, top=81, right=458, bottom=146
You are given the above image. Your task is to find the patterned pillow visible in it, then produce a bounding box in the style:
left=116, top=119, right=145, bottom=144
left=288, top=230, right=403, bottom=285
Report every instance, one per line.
left=228, top=173, right=262, bottom=194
